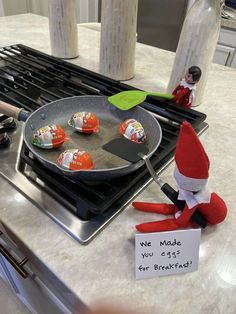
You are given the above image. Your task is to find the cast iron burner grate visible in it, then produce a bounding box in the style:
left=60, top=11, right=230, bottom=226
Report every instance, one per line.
left=0, top=44, right=207, bottom=243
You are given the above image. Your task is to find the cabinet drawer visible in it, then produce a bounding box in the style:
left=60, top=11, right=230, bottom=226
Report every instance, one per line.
left=231, top=53, right=236, bottom=68
left=0, top=223, right=88, bottom=314
left=218, top=28, right=236, bottom=47
left=213, top=44, right=236, bottom=66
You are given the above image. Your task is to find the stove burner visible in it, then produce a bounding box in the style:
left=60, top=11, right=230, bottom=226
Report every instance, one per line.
left=0, top=125, right=10, bottom=148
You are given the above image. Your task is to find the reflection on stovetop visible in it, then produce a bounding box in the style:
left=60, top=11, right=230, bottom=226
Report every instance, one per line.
left=0, top=44, right=208, bottom=244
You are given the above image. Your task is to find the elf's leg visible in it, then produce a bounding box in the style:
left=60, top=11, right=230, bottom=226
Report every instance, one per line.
left=132, top=202, right=175, bottom=215
left=136, top=218, right=195, bottom=233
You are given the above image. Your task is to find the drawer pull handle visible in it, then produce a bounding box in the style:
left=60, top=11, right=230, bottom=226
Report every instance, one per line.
left=0, top=244, right=28, bottom=279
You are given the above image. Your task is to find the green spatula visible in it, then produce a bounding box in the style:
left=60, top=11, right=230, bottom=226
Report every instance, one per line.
left=108, top=90, right=174, bottom=110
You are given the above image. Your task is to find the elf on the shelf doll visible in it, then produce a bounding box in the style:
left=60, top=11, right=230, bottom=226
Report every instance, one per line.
left=132, top=121, right=227, bottom=233
left=172, top=66, right=202, bottom=109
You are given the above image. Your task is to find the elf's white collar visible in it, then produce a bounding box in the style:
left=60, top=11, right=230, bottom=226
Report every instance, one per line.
left=179, top=79, right=196, bottom=91
left=177, top=186, right=211, bottom=209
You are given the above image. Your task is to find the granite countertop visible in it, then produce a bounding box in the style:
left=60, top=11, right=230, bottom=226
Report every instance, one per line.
left=221, top=4, right=236, bottom=30
left=0, top=14, right=236, bottom=314
left=221, top=17, right=236, bottom=29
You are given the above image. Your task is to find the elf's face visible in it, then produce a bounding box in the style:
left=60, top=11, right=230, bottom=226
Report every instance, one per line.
left=185, top=72, right=195, bottom=84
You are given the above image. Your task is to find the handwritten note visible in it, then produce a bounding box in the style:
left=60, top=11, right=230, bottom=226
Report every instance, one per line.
left=135, top=228, right=201, bottom=279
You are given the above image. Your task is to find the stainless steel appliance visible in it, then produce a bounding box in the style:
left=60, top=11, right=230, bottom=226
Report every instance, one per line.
left=137, top=0, right=188, bottom=51
left=0, top=44, right=207, bottom=244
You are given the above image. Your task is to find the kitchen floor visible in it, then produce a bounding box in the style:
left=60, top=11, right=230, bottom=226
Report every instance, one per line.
left=0, top=278, right=31, bottom=314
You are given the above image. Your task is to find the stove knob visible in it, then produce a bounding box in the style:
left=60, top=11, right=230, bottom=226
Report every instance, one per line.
left=0, top=126, right=10, bottom=148
left=1, top=117, right=17, bottom=131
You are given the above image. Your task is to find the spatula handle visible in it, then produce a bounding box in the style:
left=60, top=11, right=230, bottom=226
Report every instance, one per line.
left=161, top=183, right=185, bottom=210
left=147, top=92, right=174, bottom=100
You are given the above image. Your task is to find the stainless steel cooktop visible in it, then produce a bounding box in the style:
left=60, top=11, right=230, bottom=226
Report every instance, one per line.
left=0, top=121, right=208, bottom=244
left=0, top=44, right=208, bottom=244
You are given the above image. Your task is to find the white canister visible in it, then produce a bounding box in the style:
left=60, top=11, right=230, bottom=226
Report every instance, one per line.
left=167, top=0, right=221, bottom=107
left=48, top=0, right=78, bottom=59
left=99, top=0, right=138, bottom=80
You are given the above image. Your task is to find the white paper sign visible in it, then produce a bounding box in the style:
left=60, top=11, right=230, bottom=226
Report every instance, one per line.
left=135, top=228, right=201, bottom=279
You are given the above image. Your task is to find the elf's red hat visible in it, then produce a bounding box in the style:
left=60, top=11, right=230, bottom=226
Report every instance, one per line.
left=174, top=121, right=210, bottom=190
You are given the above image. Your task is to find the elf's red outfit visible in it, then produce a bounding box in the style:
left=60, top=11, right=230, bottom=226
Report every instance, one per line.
left=172, top=79, right=196, bottom=109
left=133, top=121, right=227, bottom=233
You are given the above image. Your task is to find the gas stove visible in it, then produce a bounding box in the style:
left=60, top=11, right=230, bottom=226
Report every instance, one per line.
left=0, top=44, right=208, bottom=244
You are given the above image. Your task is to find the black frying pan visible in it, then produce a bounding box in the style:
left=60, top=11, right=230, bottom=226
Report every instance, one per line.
left=0, top=96, right=162, bottom=181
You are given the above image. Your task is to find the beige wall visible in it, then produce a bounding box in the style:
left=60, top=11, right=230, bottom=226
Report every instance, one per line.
left=1, top=0, right=28, bottom=16
left=27, top=0, right=48, bottom=17
left=0, top=0, right=99, bottom=22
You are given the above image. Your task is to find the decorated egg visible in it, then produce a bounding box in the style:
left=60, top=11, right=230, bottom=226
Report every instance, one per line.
left=31, top=124, right=67, bottom=149
left=68, top=112, right=99, bottom=133
left=119, top=119, right=146, bottom=143
left=57, top=149, right=94, bottom=171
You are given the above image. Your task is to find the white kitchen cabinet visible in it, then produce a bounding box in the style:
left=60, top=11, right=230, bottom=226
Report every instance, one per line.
left=231, top=53, right=236, bottom=67
left=214, top=27, right=236, bottom=68
left=213, top=43, right=236, bottom=66
left=218, top=27, right=236, bottom=47
left=0, top=223, right=88, bottom=314
left=0, top=278, right=31, bottom=314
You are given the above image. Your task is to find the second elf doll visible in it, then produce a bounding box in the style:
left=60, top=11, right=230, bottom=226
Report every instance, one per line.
left=172, top=66, right=202, bottom=109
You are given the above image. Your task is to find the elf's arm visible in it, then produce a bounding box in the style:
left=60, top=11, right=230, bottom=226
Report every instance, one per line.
left=175, top=204, right=199, bottom=225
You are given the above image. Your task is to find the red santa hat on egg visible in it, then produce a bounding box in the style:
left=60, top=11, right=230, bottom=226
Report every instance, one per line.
left=174, top=121, right=210, bottom=191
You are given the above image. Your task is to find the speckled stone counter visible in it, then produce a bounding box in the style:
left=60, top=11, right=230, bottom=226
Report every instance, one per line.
left=0, top=14, right=236, bottom=314
left=221, top=17, right=236, bottom=29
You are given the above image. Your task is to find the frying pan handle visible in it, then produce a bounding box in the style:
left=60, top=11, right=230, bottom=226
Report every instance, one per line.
left=0, top=101, right=29, bottom=121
